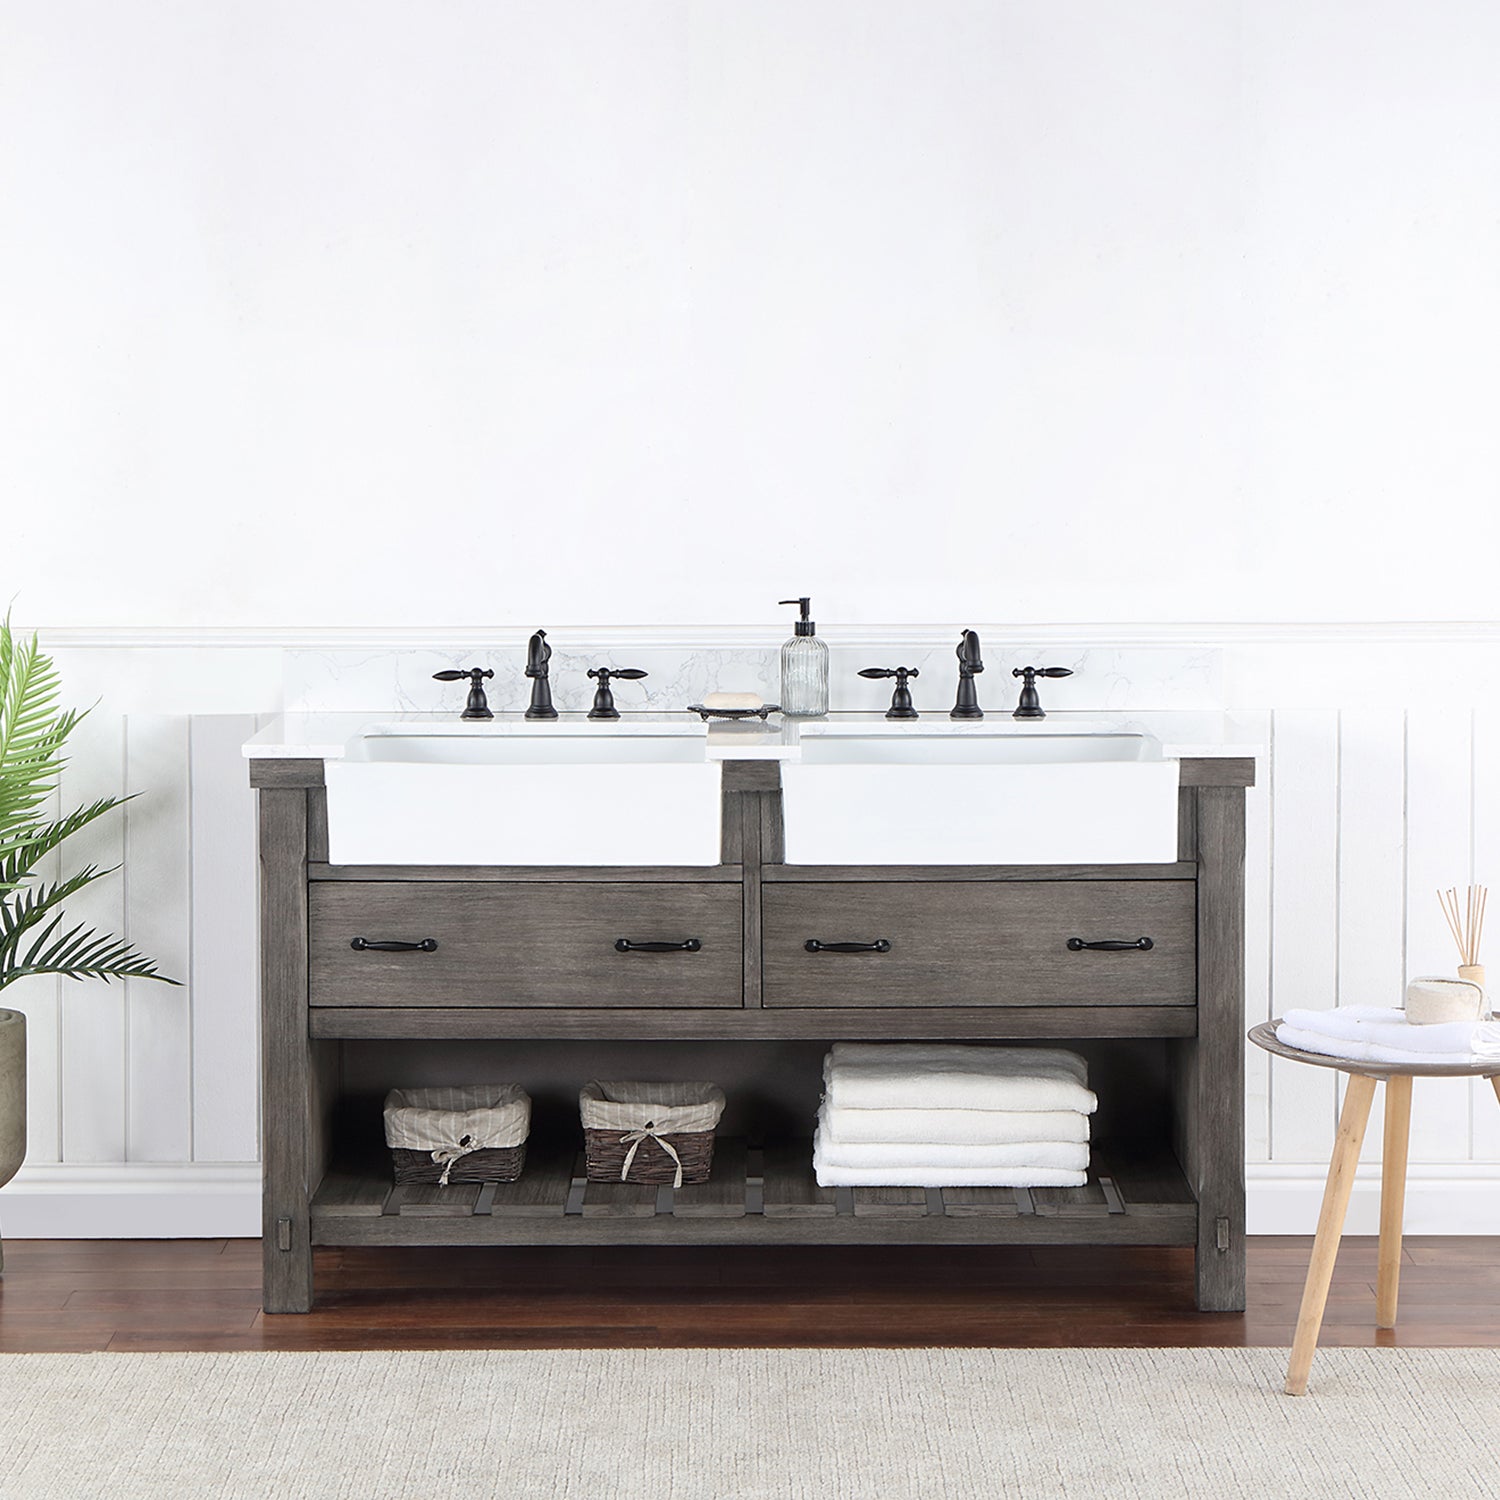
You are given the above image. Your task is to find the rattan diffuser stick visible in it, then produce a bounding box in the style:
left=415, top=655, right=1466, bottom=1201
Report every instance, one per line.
left=1438, top=885, right=1487, bottom=967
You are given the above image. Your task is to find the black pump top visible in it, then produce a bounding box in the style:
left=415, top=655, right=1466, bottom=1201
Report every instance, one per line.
left=779, top=597, right=816, bottom=637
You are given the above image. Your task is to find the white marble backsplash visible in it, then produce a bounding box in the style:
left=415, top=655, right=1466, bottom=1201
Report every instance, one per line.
left=283, top=634, right=1225, bottom=716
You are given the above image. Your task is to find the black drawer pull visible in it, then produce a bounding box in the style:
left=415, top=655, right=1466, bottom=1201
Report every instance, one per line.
left=350, top=937, right=438, bottom=953
left=614, top=938, right=703, bottom=953
left=1066, top=937, right=1154, bottom=952
left=804, top=939, right=892, bottom=954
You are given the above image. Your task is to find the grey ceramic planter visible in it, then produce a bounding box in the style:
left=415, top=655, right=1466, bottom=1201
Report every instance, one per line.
left=0, top=1010, right=24, bottom=1271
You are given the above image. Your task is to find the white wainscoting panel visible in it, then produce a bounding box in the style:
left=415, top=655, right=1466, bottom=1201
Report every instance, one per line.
left=56, top=708, right=128, bottom=1164
left=123, top=715, right=194, bottom=1162
left=188, top=714, right=262, bottom=1164
left=1267, top=711, right=1340, bottom=1164
left=5, top=629, right=1500, bottom=1237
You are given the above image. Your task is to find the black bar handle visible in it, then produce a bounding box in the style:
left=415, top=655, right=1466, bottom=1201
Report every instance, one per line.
left=1066, top=937, right=1153, bottom=952
left=350, top=937, right=439, bottom=953
left=804, top=938, right=892, bottom=954
left=614, top=938, right=703, bottom=953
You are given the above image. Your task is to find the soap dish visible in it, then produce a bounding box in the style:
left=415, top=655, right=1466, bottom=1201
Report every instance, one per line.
left=686, top=704, right=780, bottom=722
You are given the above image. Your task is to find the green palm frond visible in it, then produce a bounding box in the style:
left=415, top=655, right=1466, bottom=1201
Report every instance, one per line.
left=0, top=617, right=82, bottom=867
left=0, top=795, right=133, bottom=893
left=0, top=613, right=176, bottom=992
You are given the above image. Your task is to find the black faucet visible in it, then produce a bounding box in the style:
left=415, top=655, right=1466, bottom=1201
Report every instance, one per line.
left=1012, top=665, right=1074, bottom=720
left=587, top=666, right=648, bottom=721
left=432, top=666, right=494, bottom=721
left=950, top=631, right=984, bottom=720
left=524, top=629, right=558, bottom=720
left=859, top=666, right=920, bottom=720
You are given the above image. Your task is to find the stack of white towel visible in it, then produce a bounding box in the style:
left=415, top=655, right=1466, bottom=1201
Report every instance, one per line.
left=812, top=1043, right=1098, bottom=1188
left=1277, top=1007, right=1500, bottom=1066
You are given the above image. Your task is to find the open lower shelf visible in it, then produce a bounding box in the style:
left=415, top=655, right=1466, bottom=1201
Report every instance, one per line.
left=311, top=1138, right=1198, bottom=1248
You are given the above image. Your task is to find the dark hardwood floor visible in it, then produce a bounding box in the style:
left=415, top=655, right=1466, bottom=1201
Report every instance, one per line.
left=2, top=1237, right=1497, bottom=1352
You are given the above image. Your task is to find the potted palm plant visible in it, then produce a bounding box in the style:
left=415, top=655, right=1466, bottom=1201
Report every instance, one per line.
left=0, top=616, right=176, bottom=1262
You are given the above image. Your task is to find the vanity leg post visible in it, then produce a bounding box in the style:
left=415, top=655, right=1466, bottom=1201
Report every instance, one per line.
left=1179, top=782, right=1247, bottom=1312
left=259, top=786, right=316, bottom=1314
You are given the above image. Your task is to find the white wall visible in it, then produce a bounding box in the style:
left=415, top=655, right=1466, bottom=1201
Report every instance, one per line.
left=4, top=4, right=1500, bottom=1234
left=3, top=2, right=1498, bottom=629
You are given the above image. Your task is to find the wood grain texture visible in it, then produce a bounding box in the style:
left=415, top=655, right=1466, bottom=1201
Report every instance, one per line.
left=311, top=864, right=742, bottom=883
left=1285, top=1073, right=1376, bottom=1396
left=248, top=759, right=325, bottom=789
left=258, top=788, right=314, bottom=1313
left=10, top=1236, right=1500, bottom=1353
left=1176, top=785, right=1247, bottom=1312
left=765, top=863, right=1197, bottom=883
left=762, top=881, right=1195, bottom=1008
left=309, top=882, right=744, bottom=1009
left=1177, top=758, right=1256, bottom=788
left=309, top=1006, right=1198, bottom=1040
left=1377, top=1074, right=1413, bottom=1329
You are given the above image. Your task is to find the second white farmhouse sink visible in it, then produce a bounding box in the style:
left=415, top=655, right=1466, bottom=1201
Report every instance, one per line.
left=781, top=727, right=1180, bottom=865
left=324, top=725, right=721, bottom=866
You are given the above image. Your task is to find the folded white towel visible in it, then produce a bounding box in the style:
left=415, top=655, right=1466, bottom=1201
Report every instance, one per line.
left=1276, top=1022, right=1478, bottom=1068
left=811, top=1155, right=1087, bottom=1189
left=1282, top=1006, right=1500, bottom=1057
left=822, top=1044, right=1098, bottom=1115
left=813, top=1123, right=1089, bottom=1173
left=820, top=1104, right=1090, bottom=1146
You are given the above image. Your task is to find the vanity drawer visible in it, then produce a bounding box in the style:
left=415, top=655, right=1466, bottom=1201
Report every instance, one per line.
left=761, top=881, right=1195, bottom=1008
left=310, top=882, right=743, bottom=1008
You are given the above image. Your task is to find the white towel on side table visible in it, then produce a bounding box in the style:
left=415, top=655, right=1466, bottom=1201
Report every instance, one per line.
left=1276, top=1024, right=1479, bottom=1068
left=822, top=1044, right=1098, bottom=1115
left=820, top=1105, right=1090, bottom=1146
left=1283, top=1006, right=1500, bottom=1057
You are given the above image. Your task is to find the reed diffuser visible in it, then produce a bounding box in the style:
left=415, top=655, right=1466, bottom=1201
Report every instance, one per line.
left=1438, top=884, right=1487, bottom=990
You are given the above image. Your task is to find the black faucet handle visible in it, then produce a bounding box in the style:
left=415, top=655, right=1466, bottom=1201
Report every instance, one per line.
left=433, top=666, right=495, bottom=721
left=1011, top=665, right=1073, bottom=721
left=587, top=666, right=648, bottom=721
left=861, top=666, right=920, bottom=720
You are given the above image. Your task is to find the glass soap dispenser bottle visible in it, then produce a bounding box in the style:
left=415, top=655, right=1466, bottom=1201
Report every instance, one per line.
left=778, top=596, right=830, bottom=717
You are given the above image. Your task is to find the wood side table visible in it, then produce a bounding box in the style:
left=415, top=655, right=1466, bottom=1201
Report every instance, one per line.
left=1249, top=1020, right=1500, bottom=1395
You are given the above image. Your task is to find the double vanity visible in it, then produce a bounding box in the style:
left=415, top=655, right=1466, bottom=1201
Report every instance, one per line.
left=246, top=708, right=1254, bottom=1315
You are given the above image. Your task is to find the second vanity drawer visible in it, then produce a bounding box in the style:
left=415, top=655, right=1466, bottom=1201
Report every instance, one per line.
left=310, top=882, right=743, bottom=1008
left=761, top=881, right=1195, bottom=1008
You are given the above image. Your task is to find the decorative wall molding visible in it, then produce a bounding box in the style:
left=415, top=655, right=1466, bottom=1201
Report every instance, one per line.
left=30, top=621, right=1500, bottom=651
left=1247, top=1163, right=1500, bottom=1236
left=0, top=1163, right=261, bottom=1239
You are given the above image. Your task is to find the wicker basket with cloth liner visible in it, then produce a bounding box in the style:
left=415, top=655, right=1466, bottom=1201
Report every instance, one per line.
left=383, top=1084, right=531, bottom=1185
left=579, top=1080, right=725, bottom=1186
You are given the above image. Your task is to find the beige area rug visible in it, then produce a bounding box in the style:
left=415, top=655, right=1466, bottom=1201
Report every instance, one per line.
left=3, top=1347, right=1498, bottom=1499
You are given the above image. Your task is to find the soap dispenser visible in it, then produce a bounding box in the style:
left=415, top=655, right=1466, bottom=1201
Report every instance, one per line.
left=778, top=597, right=830, bottom=717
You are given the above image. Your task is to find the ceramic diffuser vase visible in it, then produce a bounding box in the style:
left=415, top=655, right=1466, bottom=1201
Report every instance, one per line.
left=0, top=618, right=177, bottom=1265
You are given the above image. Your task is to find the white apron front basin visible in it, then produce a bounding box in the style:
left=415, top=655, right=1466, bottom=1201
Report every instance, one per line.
left=325, top=729, right=721, bottom=866
left=781, top=731, right=1180, bottom=865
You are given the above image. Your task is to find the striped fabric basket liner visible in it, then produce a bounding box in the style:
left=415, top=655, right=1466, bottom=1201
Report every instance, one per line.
left=579, top=1081, right=726, bottom=1187
left=382, top=1085, right=531, bottom=1185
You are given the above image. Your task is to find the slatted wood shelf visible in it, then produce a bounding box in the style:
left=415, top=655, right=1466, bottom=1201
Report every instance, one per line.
left=310, top=1140, right=1197, bottom=1248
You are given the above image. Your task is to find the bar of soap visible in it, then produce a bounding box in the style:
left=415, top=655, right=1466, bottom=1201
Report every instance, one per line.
left=703, top=692, right=763, bottom=710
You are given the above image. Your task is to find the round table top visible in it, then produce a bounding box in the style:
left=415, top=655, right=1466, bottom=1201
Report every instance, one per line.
left=1249, top=1020, right=1500, bottom=1079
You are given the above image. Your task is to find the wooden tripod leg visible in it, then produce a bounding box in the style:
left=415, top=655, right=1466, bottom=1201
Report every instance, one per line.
left=1285, top=1073, right=1377, bottom=1397
left=1376, top=1075, right=1413, bottom=1329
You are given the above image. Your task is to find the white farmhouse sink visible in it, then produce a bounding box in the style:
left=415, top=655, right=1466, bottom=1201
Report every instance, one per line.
left=324, top=726, right=721, bottom=866
left=782, top=729, right=1179, bottom=865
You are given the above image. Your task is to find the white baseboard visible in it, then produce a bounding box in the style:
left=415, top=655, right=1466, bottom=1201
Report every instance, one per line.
left=0, top=1163, right=262, bottom=1239
left=1247, top=1162, right=1500, bottom=1235
left=4, top=1161, right=1498, bottom=1240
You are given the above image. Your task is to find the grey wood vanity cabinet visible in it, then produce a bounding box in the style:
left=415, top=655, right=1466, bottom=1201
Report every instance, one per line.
left=250, top=754, right=1252, bottom=1315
